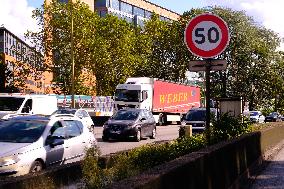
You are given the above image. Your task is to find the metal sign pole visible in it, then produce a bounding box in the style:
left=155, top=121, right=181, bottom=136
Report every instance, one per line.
left=205, top=59, right=211, bottom=134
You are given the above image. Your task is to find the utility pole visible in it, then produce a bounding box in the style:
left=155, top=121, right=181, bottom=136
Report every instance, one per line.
left=70, top=1, right=75, bottom=108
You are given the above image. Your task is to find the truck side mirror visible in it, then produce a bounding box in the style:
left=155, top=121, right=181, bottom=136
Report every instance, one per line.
left=142, top=91, right=148, bottom=101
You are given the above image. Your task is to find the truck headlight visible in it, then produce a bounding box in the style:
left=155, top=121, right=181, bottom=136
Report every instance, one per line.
left=0, top=155, right=20, bottom=167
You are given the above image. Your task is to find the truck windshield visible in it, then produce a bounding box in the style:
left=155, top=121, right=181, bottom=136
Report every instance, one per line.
left=115, top=89, right=140, bottom=102
left=0, top=97, right=25, bottom=111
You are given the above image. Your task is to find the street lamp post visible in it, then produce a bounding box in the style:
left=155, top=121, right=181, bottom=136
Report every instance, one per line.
left=70, top=2, right=75, bottom=108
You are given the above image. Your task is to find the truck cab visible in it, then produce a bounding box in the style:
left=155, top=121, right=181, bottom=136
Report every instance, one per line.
left=114, top=77, right=153, bottom=111
left=0, top=93, right=58, bottom=120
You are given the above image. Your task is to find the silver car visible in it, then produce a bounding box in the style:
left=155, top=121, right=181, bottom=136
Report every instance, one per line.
left=0, top=115, right=97, bottom=176
left=52, top=108, right=94, bottom=131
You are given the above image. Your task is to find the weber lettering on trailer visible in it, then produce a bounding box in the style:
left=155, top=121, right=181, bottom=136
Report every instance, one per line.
left=184, top=13, right=230, bottom=58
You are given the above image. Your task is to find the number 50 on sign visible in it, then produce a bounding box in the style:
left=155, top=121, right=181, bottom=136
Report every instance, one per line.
left=184, top=13, right=230, bottom=59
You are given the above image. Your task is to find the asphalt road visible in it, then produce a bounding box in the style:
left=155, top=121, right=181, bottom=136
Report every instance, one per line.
left=93, top=125, right=180, bottom=155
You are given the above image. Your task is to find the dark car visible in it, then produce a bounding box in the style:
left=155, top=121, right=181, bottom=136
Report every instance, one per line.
left=102, top=109, right=156, bottom=142
left=265, top=112, right=282, bottom=122
left=181, top=108, right=217, bottom=133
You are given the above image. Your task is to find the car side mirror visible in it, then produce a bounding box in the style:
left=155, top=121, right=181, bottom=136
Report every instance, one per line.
left=47, top=137, right=64, bottom=148
left=140, top=118, right=146, bottom=122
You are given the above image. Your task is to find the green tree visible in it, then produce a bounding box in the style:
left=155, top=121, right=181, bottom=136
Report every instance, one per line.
left=27, top=0, right=98, bottom=95
left=181, top=7, right=283, bottom=110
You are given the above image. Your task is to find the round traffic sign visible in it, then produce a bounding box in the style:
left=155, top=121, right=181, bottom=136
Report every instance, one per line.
left=184, top=13, right=230, bottom=58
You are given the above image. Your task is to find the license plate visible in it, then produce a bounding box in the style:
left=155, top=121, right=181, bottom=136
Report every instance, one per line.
left=111, top=130, right=121, bottom=134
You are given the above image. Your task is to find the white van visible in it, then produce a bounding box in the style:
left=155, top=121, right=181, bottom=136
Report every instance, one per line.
left=0, top=93, right=58, bottom=120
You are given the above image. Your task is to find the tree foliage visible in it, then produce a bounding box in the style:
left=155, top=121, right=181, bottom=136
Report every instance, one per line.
left=26, top=2, right=284, bottom=111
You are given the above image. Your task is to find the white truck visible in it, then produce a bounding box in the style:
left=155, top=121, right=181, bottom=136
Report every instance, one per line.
left=0, top=93, right=58, bottom=120
left=114, top=77, right=201, bottom=125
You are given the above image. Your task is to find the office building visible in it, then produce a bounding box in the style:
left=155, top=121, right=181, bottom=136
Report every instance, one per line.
left=0, top=26, right=53, bottom=94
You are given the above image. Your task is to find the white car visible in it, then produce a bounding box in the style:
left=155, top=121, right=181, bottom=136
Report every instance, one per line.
left=0, top=114, right=97, bottom=176
left=52, top=108, right=94, bottom=131
left=249, top=111, right=265, bottom=123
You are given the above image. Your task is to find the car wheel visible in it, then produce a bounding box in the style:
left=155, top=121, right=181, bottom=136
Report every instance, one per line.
left=29, top=160, right=43, bottom=173
left=135, top=130, right=141, bottom=142
left=150, top=128, right=156, bottom=139
left=102, top=135, right=109, bottom=142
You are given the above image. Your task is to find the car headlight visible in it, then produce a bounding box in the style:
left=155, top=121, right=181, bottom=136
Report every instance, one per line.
left=0, top=155, right=20, bottom=167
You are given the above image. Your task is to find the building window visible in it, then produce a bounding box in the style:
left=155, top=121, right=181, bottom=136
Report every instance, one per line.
left=121, top=15, right=133, bottom=23
left=96, top=0, right=107, bottom=7
left=120, top=1, right=132, bottom=15
left=58, top=0, right=68, bottom=3
left=111, top=0, right=119, bottom=10
left=0, top=42, right=3, bottom=52
left=0, top=34, right=3, bottom=42
left=145, top=10, right=152, bottom=19
left=99, top=10, right=107, bottom=17
left=133, top=6, right=144, bottom=17
left=159, top=15, right=170, bottom=22
left=134, top=15, right=145, bottom=27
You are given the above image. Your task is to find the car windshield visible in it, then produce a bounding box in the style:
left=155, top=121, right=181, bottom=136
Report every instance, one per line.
left=111, top=110, right=140, bottom=120
left=184, top=110, right=206, bottom=121
left=250, top=112, right=259, bottom=116
left=0, top=120, right=47, bottom=143
left=0, top=97, right=25, bottom=111
left=55, top=109, right=76, bottom=115
left=115, top=89, right=140, bottom=102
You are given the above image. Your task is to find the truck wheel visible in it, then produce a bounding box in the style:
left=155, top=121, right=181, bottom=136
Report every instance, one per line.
left=135, top=130, right=141, bottom=142
left=150, top=128, right=156, bottom=139
left=158, top=114, right=167, bottom=126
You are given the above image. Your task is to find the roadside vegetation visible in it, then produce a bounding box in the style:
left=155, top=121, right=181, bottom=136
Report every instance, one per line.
left=82, top=114, right=252, bottom=189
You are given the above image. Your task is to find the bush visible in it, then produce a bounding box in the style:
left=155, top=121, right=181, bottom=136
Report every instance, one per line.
left=208, top=113, right=252, bottom=144
left=82, top=135, right=206, bottom=188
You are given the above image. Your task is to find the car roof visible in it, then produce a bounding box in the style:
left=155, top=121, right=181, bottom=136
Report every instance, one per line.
left=9, top=115, right=50, bottom=121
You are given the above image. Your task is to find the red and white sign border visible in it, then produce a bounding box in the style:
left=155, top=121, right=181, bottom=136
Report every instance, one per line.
left=184, top=13, right=230, bottom=59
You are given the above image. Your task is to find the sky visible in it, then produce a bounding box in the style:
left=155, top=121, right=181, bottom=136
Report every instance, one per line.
left=0, top=0, right=283, bottom=49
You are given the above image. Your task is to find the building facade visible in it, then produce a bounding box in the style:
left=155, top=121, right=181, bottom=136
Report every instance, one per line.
left=55, top=0, right=180, bottom=26
left=0, top=27, right=53, bottom=94
left=94, top=0, right=180, bottom=26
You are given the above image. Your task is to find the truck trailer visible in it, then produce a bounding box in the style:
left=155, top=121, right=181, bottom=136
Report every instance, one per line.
left=114, top=77, right=201, bottom=125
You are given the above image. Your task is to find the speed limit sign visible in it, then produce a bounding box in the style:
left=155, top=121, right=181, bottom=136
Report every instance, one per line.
left=184, top=13, right=230, bottom=59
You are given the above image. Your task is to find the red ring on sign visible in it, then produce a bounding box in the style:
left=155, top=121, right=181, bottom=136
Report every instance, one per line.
left=184, top=13, right=229, bottom=58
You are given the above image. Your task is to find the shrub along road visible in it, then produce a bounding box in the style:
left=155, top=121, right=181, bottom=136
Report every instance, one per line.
left=93, top=125, right=180, bottom=155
